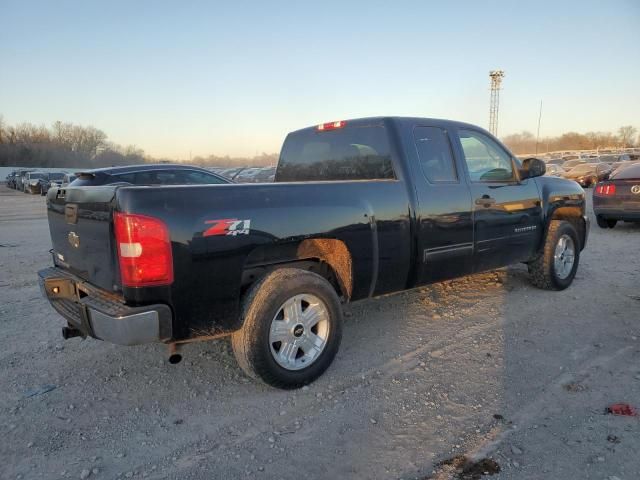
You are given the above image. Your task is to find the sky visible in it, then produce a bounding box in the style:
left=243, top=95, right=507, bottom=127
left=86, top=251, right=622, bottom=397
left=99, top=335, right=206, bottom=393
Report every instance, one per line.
left=1, top=0, right=639, bottom=159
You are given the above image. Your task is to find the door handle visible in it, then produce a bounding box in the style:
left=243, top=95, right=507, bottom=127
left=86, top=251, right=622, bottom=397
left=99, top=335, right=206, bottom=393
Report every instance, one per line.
left=475, top=196, right=496, bottom=207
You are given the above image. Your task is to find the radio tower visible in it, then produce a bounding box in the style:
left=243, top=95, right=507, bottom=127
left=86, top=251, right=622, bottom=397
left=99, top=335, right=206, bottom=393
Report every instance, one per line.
left=488, top=70, right=505, bottom=136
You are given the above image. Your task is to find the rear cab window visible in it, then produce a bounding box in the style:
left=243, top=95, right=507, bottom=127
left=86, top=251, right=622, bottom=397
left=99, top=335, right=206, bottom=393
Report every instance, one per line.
left=276, top=121, right=395, bottom=182
left=413, top=126, right=457, bottom=183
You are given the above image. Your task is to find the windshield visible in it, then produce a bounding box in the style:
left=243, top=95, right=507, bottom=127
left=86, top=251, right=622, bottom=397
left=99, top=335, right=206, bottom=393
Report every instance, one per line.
left=49, top=173, right=65, bottom=180
left=30, top=173, right=47, bottom=179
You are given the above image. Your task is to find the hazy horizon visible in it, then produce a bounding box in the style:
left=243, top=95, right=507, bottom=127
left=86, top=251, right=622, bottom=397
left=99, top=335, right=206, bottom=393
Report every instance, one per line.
left=1, top=0, right=639, bottom=159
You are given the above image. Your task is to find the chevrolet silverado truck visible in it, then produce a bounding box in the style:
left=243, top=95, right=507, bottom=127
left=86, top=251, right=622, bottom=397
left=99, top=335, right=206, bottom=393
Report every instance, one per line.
left=39, top=117, right=589, bottom=388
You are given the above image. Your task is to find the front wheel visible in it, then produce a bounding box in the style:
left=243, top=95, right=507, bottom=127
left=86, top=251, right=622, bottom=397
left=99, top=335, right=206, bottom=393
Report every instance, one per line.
left=231, top=268, right=343, bottom=389
left=528, top=220, right=580, bottom=290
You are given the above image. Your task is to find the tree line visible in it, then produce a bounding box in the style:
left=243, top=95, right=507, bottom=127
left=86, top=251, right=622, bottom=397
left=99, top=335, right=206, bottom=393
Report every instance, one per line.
left=502, top=126, right=638, bottom=155
left=2, top=114, right=637, bottom=168
left=0, top=116, right=278, bottom=169
left=0, top=116, right=149, bottom=168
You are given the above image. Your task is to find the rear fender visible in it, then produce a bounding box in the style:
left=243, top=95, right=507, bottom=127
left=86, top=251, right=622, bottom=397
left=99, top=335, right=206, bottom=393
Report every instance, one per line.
left=242, top=239, right=353, bottom=301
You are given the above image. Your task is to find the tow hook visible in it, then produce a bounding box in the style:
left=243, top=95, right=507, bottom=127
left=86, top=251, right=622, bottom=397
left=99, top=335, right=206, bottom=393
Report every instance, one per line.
left=167, top=343, right=183, bottom=364
left=61, top=326, right=82, bottom=340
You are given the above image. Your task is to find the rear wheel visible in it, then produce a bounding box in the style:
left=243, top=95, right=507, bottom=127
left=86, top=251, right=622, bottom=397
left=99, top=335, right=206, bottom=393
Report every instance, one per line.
left=231, top=268, right=343, bottom=389
left=596, top=216, right=617, bottom=229
left=528, top=220, right=580, bottom=290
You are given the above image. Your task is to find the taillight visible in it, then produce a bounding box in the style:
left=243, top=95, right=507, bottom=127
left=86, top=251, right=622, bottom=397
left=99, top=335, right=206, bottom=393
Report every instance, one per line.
left=595, top=183, right=616, bottom=196
left=317, top=120, right=346, bottom=131
left=113, top=212, right=173, bottom=287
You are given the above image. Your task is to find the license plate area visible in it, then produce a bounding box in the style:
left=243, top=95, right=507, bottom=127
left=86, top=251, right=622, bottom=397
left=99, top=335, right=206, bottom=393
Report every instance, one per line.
left=43, top=277, right=77, bottom=301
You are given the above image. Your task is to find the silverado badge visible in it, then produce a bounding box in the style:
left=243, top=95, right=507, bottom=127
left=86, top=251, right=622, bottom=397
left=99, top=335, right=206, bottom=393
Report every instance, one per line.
left=68, top=231, right=80, bottom=248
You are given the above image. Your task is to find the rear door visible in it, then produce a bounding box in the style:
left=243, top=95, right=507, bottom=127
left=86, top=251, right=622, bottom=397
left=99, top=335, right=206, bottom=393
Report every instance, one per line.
left=453, top=128, right=543, bottom=272
left=408, top=125, right=474, bottom=284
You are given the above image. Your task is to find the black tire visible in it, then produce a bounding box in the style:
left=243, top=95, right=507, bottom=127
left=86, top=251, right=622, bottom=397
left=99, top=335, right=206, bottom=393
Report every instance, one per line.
left=528, top=220, right=580, bottom=290
left=231, top=268, right=343, bottom=389
left=596, top=216, right=617, bottom=229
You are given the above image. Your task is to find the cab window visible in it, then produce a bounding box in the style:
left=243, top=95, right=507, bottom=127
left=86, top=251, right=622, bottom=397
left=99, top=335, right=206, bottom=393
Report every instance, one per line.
left=458, top=129, right=515, bottom=182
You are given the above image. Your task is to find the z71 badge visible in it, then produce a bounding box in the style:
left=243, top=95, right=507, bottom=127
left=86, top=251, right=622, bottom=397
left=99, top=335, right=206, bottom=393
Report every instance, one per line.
left=204, top=218, right=251, bottom=237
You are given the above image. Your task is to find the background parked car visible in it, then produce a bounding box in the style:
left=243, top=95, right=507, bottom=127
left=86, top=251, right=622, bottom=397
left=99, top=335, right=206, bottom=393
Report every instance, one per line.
left=213, top=166, right=248, bottom=180
left=60, top=173, right=77, bottom=187
left=15, top=170, right=34, bottom=191
left=562, top=159, right=587, bottom=170
left=232, top=166, right=276, bottom=183
left=545, top=158, right=565, bottom=166
left=562, top=163, right=611, bottom=187
left=67, top=164, right=231, bottom=187
left=40, top=172, right=67, bottom=195
left=23, top=171, right=48, bottom=194
left=599, top=153, right=631, bottom=165
left=545, top=164, right=566, bottom=177
left=593, top=162, right=640, bottom=228
left=5, top=171, right=18, bottom=188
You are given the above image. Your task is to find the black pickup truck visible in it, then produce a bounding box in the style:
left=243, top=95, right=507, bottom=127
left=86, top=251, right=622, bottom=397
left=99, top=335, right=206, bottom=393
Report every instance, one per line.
left=39, top=117, right=589, bottom=388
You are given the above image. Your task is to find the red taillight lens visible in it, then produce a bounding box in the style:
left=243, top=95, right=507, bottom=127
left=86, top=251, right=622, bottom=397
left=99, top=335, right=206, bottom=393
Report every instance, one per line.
left=114, top=212, right=173, bottom=287
left=595, top=183, right=616, bottom=196
left=317, top=120, right=346, bottom=131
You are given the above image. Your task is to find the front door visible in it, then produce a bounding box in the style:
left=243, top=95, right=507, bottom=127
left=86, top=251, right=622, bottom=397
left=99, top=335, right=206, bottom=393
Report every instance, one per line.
left=456, top=128, right=543, bottom=271
left=408, top=125, right=474, bottom=285
left=453, top=128, right=543, bottom=272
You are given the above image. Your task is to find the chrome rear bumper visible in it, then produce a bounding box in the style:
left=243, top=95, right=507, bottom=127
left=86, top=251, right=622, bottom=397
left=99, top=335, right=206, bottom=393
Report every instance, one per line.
left=38, top=267, right=173, bottom=345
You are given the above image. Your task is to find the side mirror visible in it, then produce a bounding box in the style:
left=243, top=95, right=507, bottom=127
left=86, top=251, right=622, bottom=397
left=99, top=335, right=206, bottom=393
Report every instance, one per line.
left=520, top=157, right=546, bottom=179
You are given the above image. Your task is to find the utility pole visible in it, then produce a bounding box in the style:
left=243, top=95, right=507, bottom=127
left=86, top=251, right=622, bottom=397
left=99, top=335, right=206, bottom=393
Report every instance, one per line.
left=489, top=70, right=505, bottom=136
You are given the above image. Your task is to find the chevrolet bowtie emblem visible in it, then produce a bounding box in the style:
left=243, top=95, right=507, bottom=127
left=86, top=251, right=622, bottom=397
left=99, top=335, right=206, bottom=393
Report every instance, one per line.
left=68, top=231, right=80, bottom=248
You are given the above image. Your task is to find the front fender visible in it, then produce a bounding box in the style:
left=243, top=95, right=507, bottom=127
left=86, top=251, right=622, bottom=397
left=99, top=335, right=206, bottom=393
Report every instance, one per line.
left=534, top=176, right=588, bottom=250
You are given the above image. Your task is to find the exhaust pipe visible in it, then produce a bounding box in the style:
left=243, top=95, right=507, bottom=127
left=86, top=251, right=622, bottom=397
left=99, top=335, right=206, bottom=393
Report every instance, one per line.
left=167, top=343, right=182, bottom=364
left=62, top=326, right=82, bottom=340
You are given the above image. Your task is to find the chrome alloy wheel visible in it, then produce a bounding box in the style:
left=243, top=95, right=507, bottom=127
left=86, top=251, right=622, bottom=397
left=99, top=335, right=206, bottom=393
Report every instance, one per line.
left=554, top=234, right=575, bottom=280
left=269, top=294, right=330, bottom=371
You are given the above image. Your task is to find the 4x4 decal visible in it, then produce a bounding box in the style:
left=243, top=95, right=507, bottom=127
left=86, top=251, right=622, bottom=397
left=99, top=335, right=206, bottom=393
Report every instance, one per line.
left=204, top=218, right=251, bottom=237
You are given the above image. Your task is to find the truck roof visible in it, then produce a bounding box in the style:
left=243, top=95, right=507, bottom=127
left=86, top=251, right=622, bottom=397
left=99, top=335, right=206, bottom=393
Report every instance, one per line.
left=287, top=116, right=486, bottom=135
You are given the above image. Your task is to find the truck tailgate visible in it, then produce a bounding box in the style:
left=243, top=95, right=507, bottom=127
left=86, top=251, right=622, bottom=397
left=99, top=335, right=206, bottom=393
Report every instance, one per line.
left=46, top=186, right=120, bottom=292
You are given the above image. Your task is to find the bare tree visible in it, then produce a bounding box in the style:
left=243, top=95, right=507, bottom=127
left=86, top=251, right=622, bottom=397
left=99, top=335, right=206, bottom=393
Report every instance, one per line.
left=618, top=126, right=638, bottom=147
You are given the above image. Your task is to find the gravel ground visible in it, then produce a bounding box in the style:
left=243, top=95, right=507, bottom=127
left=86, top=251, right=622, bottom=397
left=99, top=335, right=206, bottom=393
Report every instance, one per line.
left=1, top=185, right=639, bottom=480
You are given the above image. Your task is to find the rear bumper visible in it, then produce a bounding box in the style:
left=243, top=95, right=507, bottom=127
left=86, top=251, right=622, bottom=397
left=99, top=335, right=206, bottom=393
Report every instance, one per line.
left=594, top=205, right=640, bottom=221
left=38, top=267, right=173, bottom=345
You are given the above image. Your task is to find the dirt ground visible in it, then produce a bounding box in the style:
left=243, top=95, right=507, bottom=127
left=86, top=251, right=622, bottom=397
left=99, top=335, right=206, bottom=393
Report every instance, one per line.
left=1, top=185, right=638, bottom=480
